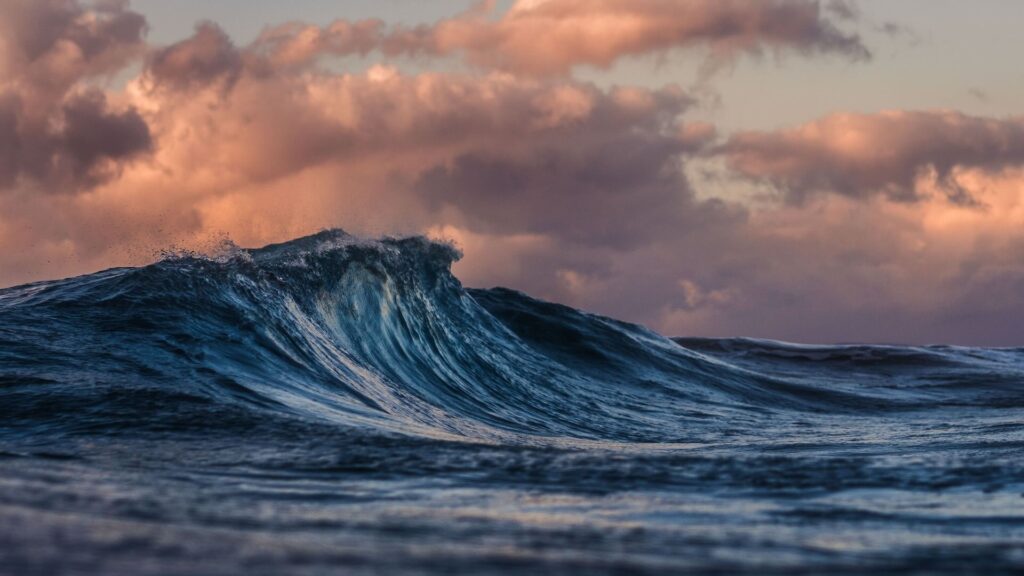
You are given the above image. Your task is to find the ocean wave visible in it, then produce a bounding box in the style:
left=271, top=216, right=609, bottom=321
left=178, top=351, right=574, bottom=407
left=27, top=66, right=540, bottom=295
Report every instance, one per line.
left=3, top=230, right=1022, bottom=447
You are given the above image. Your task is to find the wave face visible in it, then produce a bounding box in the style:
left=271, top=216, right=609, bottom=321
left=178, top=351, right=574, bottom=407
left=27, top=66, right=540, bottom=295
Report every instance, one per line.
left=2, top=230, right=1024, bottom=575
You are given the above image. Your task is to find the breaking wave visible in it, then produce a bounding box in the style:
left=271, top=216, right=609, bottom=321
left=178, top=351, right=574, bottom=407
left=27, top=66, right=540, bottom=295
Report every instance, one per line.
left=3, top=230, right=1024, bottom=575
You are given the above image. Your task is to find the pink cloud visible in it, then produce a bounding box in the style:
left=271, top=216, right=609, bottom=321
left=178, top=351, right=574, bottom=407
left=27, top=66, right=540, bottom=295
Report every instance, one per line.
left=147, top=22, right=243, bottom=91
left=720, top=110, right=1024, bottom=203
left=0, top=0, right=146, bottom=93
left=0, top=0, right=151, bottom=193
left=3, top=1, right=1024, bottom=346
left=250, top=0, right=869, bottom=76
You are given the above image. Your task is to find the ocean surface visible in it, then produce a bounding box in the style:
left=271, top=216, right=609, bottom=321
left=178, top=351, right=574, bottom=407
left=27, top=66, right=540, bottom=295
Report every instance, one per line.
left=1, top=230, right=1023, bottom=575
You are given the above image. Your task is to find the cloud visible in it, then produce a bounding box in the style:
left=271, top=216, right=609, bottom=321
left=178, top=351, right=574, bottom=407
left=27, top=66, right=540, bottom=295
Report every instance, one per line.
left=414, top=120, right=727, bottom=249
left=0, top=94, right=21, bottom=188
left=56, top=90, right=152, bottom=187
left=3, top=1, right=1024, bottom=346
left=0, top=11, right=713, bottom=288
left=826, top=0, right=860, bottom=20
left=0, top=0, right=147, bottom=94
left=135, top=24, right=703, bottom=195
left=0, top=0, right=150, bottom=193
left=440, top=167, right=1024, bottom=346
left=0, top=88, right=151, bottom=193
left=251, top=19, right=385, bottom=71
left=669, top=171, right=1024, bottom=345
left=251, top=0, right=869, bottom=76
left=146, top=22, right=243, bottom=91
left=719, top=110, right=1024, bottom=203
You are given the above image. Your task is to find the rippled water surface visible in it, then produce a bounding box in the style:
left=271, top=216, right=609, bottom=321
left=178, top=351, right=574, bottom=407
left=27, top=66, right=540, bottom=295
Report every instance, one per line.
left=2, top=231, right=1023, bottom=575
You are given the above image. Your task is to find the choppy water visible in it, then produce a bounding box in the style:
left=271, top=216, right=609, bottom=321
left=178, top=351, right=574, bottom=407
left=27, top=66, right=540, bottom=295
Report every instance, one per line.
left=2, top=230, right=1023, bottom=575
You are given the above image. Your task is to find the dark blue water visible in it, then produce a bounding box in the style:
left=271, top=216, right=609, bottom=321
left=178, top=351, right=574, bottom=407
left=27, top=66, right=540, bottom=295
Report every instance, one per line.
left=2, top=230, right=1023, bottom=575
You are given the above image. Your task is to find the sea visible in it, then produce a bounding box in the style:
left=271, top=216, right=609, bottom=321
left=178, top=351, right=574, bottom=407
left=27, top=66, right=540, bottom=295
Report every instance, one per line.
left=2, top=230, right=1023, bottom=575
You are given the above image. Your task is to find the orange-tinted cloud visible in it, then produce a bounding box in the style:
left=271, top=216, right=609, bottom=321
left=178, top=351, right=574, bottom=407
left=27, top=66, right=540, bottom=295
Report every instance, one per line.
left=0, top=0, right=151, bottom=192
left=720, top=110, right=1024, bottom=203
left=147, top=22, right=243, bottom=91
left=4, top=1, right=1024, bottom=346
left=414, top=129, right=728, bottom=249
left=0, top=12, right=713, bottom=288
left=252, top=0, right=869, bottom=76
left=0, top=0, right=146, bottom=93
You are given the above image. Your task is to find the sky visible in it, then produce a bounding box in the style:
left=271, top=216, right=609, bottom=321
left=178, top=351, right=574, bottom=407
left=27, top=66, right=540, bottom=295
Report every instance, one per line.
left=1, top=0, right=1023, bottom=345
